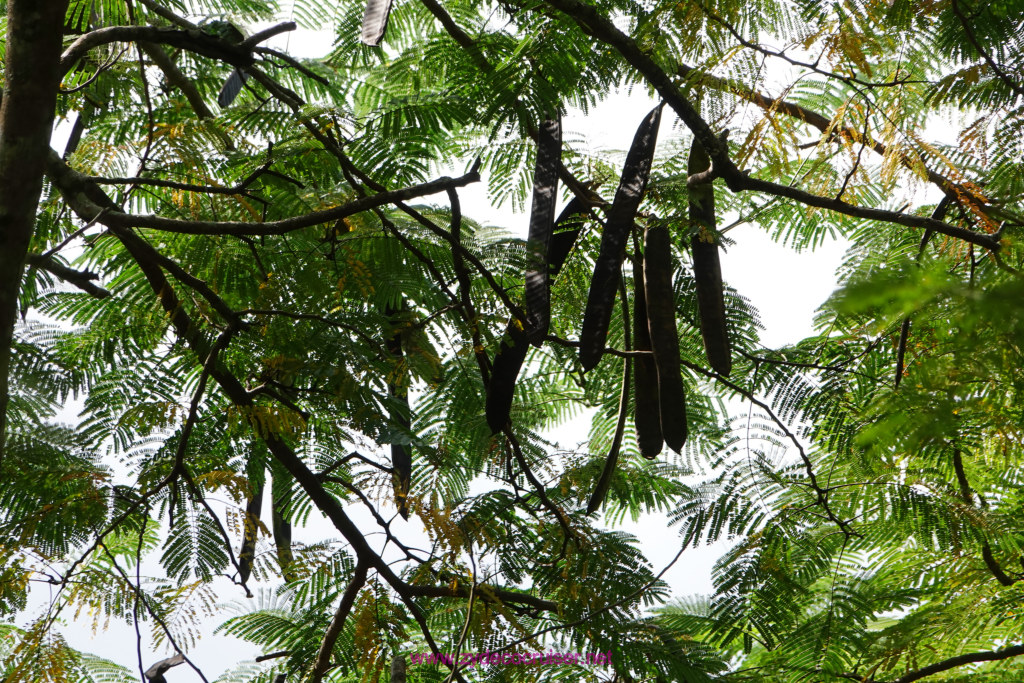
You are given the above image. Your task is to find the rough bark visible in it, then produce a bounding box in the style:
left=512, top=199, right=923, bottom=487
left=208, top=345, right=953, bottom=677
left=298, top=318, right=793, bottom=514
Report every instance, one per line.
left=0, top=0, right=72, bottom=459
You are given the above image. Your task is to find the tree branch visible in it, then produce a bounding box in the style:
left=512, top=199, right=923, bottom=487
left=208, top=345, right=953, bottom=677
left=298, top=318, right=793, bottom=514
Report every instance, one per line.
left=0, top=0, right=72, bottom=461
left=887, top=643, right=1024, bottom=683
left=310, top=561, right=368, bottom=683
left=46, top=148, right=480, bottom=236
left=61, top=25, right=256, bottom=76
left=949, top=0, right=1024, bottom=100
left=26, top=254, right=111, bottom=298
left=528, top=0, right=1001, bottom=252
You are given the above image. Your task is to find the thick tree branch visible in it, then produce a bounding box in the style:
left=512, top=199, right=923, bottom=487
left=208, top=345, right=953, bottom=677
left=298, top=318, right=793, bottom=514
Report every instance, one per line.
left=0, top=0, right=71, bottom=460
left=26, top=254, right=111, bottom=299
left=46, top=149, right=480, bottom=235
left=887, top=643, right=1024, bottom=683
left=310, top=561, right=368, bottom=683
left=62, top=25, right=255, bottom=76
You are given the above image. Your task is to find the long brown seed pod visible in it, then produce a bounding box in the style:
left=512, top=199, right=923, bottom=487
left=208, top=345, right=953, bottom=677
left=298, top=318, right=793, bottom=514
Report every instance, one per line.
left=644, top=225, right=688, bottom=453
left=386, top=304, right=412, bottom=519
left=360, top=0, right=394, bottom=46
left=485, top=323, right=531, bottom=434
left=579, top=103, right=664, bottom=371
left=525, top=114, right=562, bottom=346
left=238, top=479, right=263, bottom=584
left=271, top=473, right=297, bottom=582
left=587, top=355, right=631, bottom=514
left=688, top=139, right=732, bottom=377
left=391, top=654, right=407, bottom=683
left=485, top=200, right=587, bottom=433
left=632, top=240, right=664, bottom=459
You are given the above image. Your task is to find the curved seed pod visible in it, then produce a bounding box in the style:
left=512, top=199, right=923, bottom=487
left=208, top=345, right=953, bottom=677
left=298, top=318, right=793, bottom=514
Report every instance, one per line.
left=486, top=323, right=530, bottom=434
left=525, top=115, right=562, bottom=346
left=644, top=225, right=688, bottom=453
left=580, top=103, right=664, bottom=371
left=688, top=139, right=732, bottom=377
left=587, top=356, right=630, bottom=514
left=238, top=479, right=263, bottom=584
left=391, top=655, right=407, bottom=683
left=486, top=202, right=587, bottom=433
left=360, top=0, right=394, bottom=46
left=386, top=304, right=412, bottom=519
left=548, top=197, right=587, bottom=277
left=217, top=68, right=248, bottom=107
left=632, top=251, right=664, bottom=459
left=271, top=472, right=297, bottom=582
left=144, top=654, right=185, bottom=683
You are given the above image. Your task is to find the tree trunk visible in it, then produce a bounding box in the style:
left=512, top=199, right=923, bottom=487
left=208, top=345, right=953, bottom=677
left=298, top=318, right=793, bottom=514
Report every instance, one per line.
left=0, top=0, right=70, bottom=458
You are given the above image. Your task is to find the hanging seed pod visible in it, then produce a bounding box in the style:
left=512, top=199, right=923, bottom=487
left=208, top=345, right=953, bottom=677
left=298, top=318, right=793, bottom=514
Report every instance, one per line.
left=386, top=304, right=412, bottom=519
left=271, top=476, right=297, bottom=582
left=360, top=0, right=394, bottom=46
left=632, top=250, right=664, bottom=459
left=587, top=356, right=631, bottom=514
left=644, top=225, right=688, bottom=453
left=894, top=317, right=912, bottom=389
left=688, top=139, right=732, bottom=377
left=391, top=655, right=407, bottom=683
left=548, top=197, right=587, bottom=277
left=485, top=323, right=531, bottom=434
left=238, top=479, right=264, bottom=584
left=525, top=114, right=562, bottom=346
left=486, top=201, right=587, bottom=433
left=579, top=103, right=664, bottom=371
left=217, top=68, right=249, bottom=107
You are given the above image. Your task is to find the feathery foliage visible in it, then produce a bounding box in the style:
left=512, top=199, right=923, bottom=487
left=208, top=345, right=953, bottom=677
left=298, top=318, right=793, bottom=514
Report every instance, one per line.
left=1, top=0, right=1023, bottom=682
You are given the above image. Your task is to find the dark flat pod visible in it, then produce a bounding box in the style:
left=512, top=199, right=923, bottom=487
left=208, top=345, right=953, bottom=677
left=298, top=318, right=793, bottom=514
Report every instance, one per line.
left=688, top=139, right=732, bottom=377
left=485, top=323, right=530, bottom=434
left=217, top=68, right=248, bottom=107
left=632, top=254, right=663, bottom=459
left=145, top=654, right=185, bottom=683
left=271, top=486, right=297, bottom=582
left=580, top=103, right=664, bottom=371
left=644, top=225, right=688, bottom=453
left=238, top=480, right=263, bottom=583
left=525, top=115, right=562, bottom=346
left=587, top=356, right=630, bottom=513
left=391, top=655, right=407, bottom=683
left=895, top=196, right=951, bottom=389
left=548, top=197, right=587, bottom=277
left=486, top=205, right=585, bottom=433
left=360, top=0, right=394, bottom=46
left=385, top=306, right=412, bottom=519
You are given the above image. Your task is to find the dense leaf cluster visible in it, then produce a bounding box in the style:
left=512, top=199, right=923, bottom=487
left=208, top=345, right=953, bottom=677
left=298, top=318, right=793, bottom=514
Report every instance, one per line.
left=0, top=0, right=1022, bottom=682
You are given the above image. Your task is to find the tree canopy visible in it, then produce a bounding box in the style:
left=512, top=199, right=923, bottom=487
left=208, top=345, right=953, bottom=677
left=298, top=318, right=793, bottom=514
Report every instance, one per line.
left=1, top=0, right=1023, bottom=682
